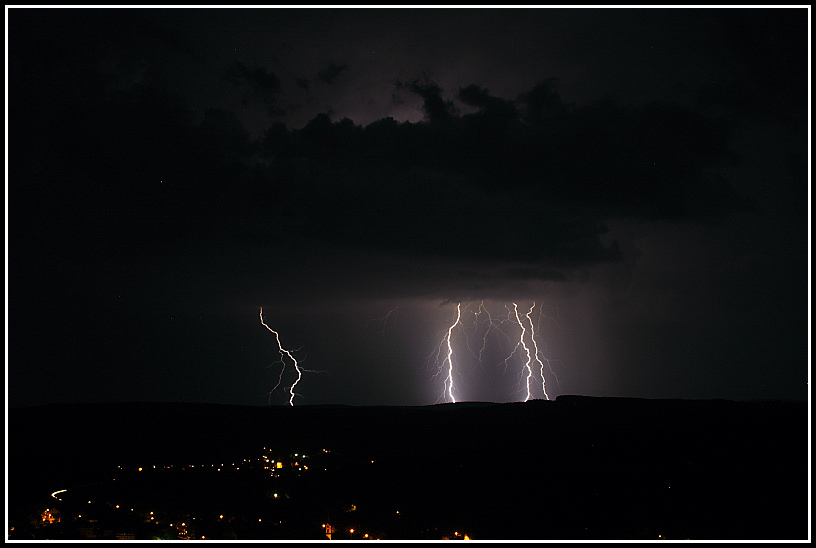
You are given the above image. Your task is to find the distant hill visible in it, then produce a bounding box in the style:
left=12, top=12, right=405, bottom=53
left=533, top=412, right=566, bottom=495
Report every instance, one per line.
left=7, top=396, right=808, bottom=540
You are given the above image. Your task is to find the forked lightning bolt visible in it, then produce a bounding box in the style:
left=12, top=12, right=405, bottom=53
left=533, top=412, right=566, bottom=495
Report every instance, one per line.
left=379, top=305, right=400, bottom=333
left=523, top=302, right=550, bottom=400
left=426, top=300, right=557, bottom=403
left=463, top=300, right=514, bottom=367
left=259, top=307, right=303, bottom=406
left=512, top=303, right=535, bottom=401
left=426, top=303, right=463, bottom=403
left=444, top=303, right=462, bottom=403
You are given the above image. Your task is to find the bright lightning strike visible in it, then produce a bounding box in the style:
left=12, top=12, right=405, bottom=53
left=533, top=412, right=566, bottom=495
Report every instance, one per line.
left=426, top=300, right=558, bottom=403
left=523, top=302, right=550, bottom=401
left=444, top=303, right=462, bottom=403
left=259, top=307, right=304, bottom=406
left=426, top=303, right=463, bottom=403
left=512, top=303, right=535, bottom=401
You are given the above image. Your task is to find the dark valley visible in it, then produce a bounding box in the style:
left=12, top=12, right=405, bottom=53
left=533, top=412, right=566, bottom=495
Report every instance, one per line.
left=7, top=396, right=807, bottom=540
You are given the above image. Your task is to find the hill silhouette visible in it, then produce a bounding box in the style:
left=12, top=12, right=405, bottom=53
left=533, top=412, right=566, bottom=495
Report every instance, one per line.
left=7, top=396, right=807, bottom=540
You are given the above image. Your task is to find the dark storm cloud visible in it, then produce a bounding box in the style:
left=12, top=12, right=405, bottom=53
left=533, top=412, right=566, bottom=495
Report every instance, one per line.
left=395, top=76, right=457, bottom=124
left=224, top=61, right=286, bottom=115
left=391, top=91, right=406, bottom=106
left=12, top=40, right=746, bottom=293
left=517, top=79, right=566, bottom=123
left=457, top=84, right=517, bottom=121
left=296, top=77, right=311, bottom=90
left=500, top=266, right=567, bottom=282
left=317, top=61, right=348, bottom=85
left=224, top=62, right=281, bottom=94
left=8, top=9, right=752, bottom=296
left=251, top=78, right=745, bottom=275
left=10, top=74, right=259, bottom=270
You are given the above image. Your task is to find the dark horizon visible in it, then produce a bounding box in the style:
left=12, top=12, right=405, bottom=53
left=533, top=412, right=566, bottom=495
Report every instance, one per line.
left=7, top=393, right=807, bottom=410
left=8, top=7, right=809, bottom=408
left=8, top=397, right=808, bottom=540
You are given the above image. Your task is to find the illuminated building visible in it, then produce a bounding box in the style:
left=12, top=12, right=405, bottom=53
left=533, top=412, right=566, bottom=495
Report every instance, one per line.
left=40, top=509, right=60, bottom=524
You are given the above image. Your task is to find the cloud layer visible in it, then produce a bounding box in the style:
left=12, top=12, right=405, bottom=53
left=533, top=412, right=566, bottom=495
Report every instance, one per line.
left=12, top=72, right=748, bottom=296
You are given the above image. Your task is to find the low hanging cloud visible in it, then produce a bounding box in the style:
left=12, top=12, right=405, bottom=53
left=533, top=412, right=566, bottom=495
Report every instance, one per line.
left=12, top=60, right=750, bottom=301
left=317, top=61, right=348, bottom=85
left=224, top=61, right=286, bottom=115
left=394, top=75, right=458, bottom=124
left=250, top=78, right=747, bottom=277
left=457, top=84, right=517, bottom=121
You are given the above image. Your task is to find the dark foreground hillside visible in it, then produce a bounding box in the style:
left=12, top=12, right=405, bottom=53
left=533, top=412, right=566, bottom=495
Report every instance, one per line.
left=7, top=396, right=808, bottom=540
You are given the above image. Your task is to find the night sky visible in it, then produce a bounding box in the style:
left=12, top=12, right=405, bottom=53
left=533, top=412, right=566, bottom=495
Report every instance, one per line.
left=8, top=7, right=809, bottom=407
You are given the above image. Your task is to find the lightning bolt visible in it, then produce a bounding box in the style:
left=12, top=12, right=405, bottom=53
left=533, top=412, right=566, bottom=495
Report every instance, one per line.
left=259, top=307, right=303, bottom=406
left=378, top=305, right=400, bottom=333
left=425, top=300, right=560, bottom=403
left=474, top=301, right=493, bottom=364
left=464, top=300, right=513, bottom=367
left=444, top=303, right=463, bottom=403
left=524, top=302, right=550, bottom=401
left=512, top=303, right=535, bottom=401
left=426, top=303, right=463, bottom=403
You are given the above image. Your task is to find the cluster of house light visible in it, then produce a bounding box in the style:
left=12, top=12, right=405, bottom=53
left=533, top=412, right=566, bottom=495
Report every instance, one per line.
left=41, top=446, right=482, bottom=540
